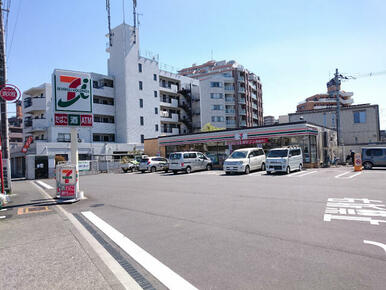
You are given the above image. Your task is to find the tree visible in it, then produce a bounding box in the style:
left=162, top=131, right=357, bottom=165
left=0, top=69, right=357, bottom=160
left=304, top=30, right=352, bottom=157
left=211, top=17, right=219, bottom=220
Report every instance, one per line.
left=200, top=123, right=224, bottom=132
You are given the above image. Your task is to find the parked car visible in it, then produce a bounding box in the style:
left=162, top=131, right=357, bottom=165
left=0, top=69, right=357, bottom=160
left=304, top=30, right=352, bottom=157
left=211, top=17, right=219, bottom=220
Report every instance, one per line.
left=361, top=147, right=386, bottom=169
left=223, top=148, right=266, bottom=175
left=121, top=161, right=136, bottom=173
left=168, top=152, right=212, bottom=174
left=139, top=157, right=169, bottom=173
left=266, top=146, right=303, bottom=174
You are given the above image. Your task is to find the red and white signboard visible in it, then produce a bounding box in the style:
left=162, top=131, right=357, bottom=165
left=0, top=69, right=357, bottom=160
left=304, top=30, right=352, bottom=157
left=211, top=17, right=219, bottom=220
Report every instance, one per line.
left=21, top=136, right=33, bottom=153
left=80, top=114, right=93, bottom=126
left=227, top=138, right=268, bottom=145
left=0, top=84, right=21, bottom=102
left=60, top=185, right=75, bottom=197
left=54, top=113, right=68, bottom=126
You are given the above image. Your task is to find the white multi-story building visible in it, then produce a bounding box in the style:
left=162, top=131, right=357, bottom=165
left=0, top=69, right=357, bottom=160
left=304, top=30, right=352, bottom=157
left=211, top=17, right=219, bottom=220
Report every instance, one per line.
left=107, top=24, right=200, bottom=140
left=179, top=60, right=263, bottom=129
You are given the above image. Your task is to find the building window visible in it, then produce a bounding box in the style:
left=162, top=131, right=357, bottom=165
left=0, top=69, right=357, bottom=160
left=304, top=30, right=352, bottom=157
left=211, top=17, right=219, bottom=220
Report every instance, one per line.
left=139, top=99, right=143, bottom=108
left=212, top=104, right=224, bottom=111
left=155, top=107, right=158, bottom=114
left=353, top=111, right=366, bottom=123
left=139, top=81, right=143, bottom=90
left=153, top=74, right=157, bottom=81
left=140, top=134, right=144, bottom=144
left=138, top=63, right=142, bottom=73
left=57, top=133, right=71, bottom=142
left=94, top=115, right=115, bottom=123
left=210, top=82, right=222, bottom=88
left=154, top=91, right=157, bottom=98
left=155, top=124, right=159, bottom=132
left=210, top=93, right=223, bottom=99
left=93, top=134, right=115, bottom=142
left=211, top=116, right=225, bottom=122
left=140, top=116, right=144, bottom=126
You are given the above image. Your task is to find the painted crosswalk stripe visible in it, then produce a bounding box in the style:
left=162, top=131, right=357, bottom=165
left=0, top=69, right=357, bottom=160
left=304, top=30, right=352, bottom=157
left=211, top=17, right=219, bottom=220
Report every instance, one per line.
left=81, top=211, right=198, bottom=290
left=35, top=180, right=54, bottom=189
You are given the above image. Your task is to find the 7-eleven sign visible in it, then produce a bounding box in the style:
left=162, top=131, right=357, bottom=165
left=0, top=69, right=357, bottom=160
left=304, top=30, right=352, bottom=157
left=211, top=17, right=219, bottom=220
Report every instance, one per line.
left=60, top=168, right=76, bottom=185
left=53, top=69, right=92, bottom=113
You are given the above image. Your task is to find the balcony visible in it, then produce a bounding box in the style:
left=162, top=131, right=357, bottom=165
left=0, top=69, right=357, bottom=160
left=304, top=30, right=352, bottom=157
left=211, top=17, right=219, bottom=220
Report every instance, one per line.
left=239, top=109, right=246, bottom=115
left=252, top=104, right=258, bottom=110
left=226, top=120, right=236, bottom=126
left=253, top=113, right=258, bottom=119
left=24, top=97, right=46, bottom=113
left=251, top=93, right=257, bottom=100
left=92, top=122, right=116, bottom=133
left=160, top=98, right=179, bottom=108
left=92, top=86, right=114, bottom=98
left=225, top=97, right=235, bottom=103
left=225, top=109, right=235, bottom=115
left=93, top=103, right=115, bottom=115
left=161, top=128, right=180, bottom=136
left=240, top=121, right=247, bottom=127
left=24, top=118, right=48, bottom=133
left=238, top=87, right=245, bottom=93
left=160, top=113, right=179, bottom=122
left=224, top=86, right=234, bottom=91
left=239, top=98, right=246, bottom=104
left=159, top=83, right=178, bottom=94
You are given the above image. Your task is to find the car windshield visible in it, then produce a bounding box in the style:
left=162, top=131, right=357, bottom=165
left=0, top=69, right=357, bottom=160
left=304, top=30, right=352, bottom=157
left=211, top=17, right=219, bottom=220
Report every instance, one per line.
left=229, top=151, right=248, bottom=159
left=140, top=158, right=149, bottom=162
left=268, top=150, right=288, bottom=158
left=169, top=153, right=182, bottom=160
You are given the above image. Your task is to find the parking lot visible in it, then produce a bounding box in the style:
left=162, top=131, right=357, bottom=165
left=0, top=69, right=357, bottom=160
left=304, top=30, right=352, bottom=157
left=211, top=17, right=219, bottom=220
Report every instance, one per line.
left=36, top=166, right=386, bottom=289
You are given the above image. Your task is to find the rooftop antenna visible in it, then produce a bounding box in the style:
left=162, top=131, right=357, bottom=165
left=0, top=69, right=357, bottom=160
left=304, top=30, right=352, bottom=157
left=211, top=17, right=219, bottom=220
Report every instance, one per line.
left=122, top=0, right=125, bottom=24
left=133, top=0, right=137, bottom=44
left=106, top=0, right=113, bottom=46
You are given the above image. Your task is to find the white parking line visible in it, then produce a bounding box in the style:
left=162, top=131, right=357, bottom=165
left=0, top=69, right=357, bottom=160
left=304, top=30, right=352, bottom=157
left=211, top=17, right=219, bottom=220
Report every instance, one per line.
left=82, top=211, right=198, bottom=290
left=334, top=171, right=351, bottom=178
left=35, top=180, right=54, bottom=189
left=289, top=171, right=317, bottom=177
left=363, top=240, right=386, bottom=254
left=287, top=170, right=307, bottom=177
left=346, top=172, right=362, bottom=179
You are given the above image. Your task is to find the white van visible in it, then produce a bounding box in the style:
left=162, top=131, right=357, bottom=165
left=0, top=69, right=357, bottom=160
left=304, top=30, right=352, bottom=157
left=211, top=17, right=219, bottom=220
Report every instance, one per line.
left=266, top=147, right=303, bottom=174
left=169, top=152, right=212, bottom=174
left=223, top=148, right=266, bottom=175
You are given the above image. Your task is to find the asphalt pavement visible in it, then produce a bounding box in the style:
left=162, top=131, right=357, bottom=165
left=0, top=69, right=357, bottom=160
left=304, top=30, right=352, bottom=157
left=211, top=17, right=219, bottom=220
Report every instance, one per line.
left=8, top=167, right=386, bottom=289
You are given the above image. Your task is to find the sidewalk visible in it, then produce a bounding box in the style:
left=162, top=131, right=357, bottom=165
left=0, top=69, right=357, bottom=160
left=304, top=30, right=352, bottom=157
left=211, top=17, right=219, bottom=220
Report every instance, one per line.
left=0, top=180, right=124, bottom=290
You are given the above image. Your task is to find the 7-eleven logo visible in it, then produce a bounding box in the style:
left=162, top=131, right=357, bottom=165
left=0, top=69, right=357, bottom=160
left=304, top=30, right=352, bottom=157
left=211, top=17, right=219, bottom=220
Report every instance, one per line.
left=58, top=75, right=90, bottom=108
left=62, top=169, right=73, bottom=184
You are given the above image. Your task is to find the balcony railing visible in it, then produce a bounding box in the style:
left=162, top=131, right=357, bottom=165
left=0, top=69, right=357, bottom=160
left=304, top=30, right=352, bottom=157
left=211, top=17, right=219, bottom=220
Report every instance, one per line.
left=224, top=86, right=234, bottom=91
left=239, top=98, right=246, bottom=104
left=225, top=98, right=235, bottom=102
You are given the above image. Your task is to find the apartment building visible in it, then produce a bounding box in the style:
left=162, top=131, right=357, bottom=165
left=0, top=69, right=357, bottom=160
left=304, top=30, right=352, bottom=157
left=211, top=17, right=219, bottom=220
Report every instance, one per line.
left=297, top=79, right=353, bottom=112
left=107, top=23, right=200, bottom=141
left=8, top=101, right=23, bottom=149
left=263, top=115, right=276, bottom=126
left=289, top=104, right=381, bottom=145
left=179, top=60, right=263, bottom=129
left=20, top=72, right=135, bottom=179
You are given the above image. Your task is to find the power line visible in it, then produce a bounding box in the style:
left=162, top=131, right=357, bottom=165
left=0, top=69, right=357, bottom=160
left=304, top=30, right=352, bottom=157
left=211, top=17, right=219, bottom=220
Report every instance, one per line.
left=7, top=0, right=21, bottom=62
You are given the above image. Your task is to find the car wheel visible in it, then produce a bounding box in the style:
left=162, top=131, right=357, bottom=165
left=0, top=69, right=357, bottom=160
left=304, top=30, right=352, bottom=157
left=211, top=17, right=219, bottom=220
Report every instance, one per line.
left=151, top=166, right=156, bottom=173
left=122, top=169, right=128, bottom=173
left=244, top=165, right=250, bottom=175
left=206, top=164, right=212, bottom=171
left=164, top=168, right=169, bottom=173
left=185, top=166, right=192, bottom=174
left=173, top=170, right=178, bottom=175
left=266, top=171, right=271, bottom=175
left=363, top=161, right=373, bottom=170
left=286, top=166, right=290, bottom=174
left=225, top=171, right=231, bottom=175
left=261, top=163, right=266, bottom=171
left=141, top=170, right=145, bottom=173
left=299, top=164, right=302, bottom=171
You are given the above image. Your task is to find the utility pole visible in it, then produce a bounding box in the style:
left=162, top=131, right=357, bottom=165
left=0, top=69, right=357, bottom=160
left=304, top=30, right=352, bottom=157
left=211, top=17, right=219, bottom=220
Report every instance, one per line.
left=334, top=68, right=342, bottom=146
left=0, top=0, right=11, bottom=193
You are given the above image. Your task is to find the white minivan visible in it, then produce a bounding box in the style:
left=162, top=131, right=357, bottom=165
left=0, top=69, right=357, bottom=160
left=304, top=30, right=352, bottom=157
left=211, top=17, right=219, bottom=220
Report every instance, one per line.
left=169, top=152, right=212, bottom=174
left=266, top=147, right=303, bottom=174
left=223, top=148, right=266, bottom=174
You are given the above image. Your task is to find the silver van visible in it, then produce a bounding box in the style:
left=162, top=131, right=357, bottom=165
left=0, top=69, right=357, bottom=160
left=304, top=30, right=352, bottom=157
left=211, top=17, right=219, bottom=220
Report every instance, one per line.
left=361, top=147, right=386, bottom=169
left=139, top=157, right=168, bottom=173
left=168, top=152, right=212, bottom=174
left=223, top=148, right=266, bottom=174
left=266, top=146, right=303, bottom=174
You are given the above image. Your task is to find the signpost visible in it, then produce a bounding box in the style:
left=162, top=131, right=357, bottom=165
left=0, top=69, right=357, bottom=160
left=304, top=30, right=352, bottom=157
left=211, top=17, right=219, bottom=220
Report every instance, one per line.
left=354, top=153, right=362, bottom=172
left=53, top=69, right=93, bottom=202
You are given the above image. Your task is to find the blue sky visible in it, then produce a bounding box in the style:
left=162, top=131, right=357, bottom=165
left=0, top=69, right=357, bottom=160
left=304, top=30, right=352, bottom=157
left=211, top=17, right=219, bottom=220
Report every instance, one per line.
left=4, top=0, right=386, bottom=128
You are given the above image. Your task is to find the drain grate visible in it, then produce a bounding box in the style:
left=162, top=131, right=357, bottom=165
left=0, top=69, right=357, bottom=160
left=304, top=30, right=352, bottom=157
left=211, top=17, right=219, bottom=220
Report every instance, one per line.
left=73, top=213, right=156, bottom=290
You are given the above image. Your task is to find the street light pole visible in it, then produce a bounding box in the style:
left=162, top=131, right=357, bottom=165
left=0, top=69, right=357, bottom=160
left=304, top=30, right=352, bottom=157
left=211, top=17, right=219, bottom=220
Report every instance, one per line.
left=334, top=68, right=341, bottom=146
